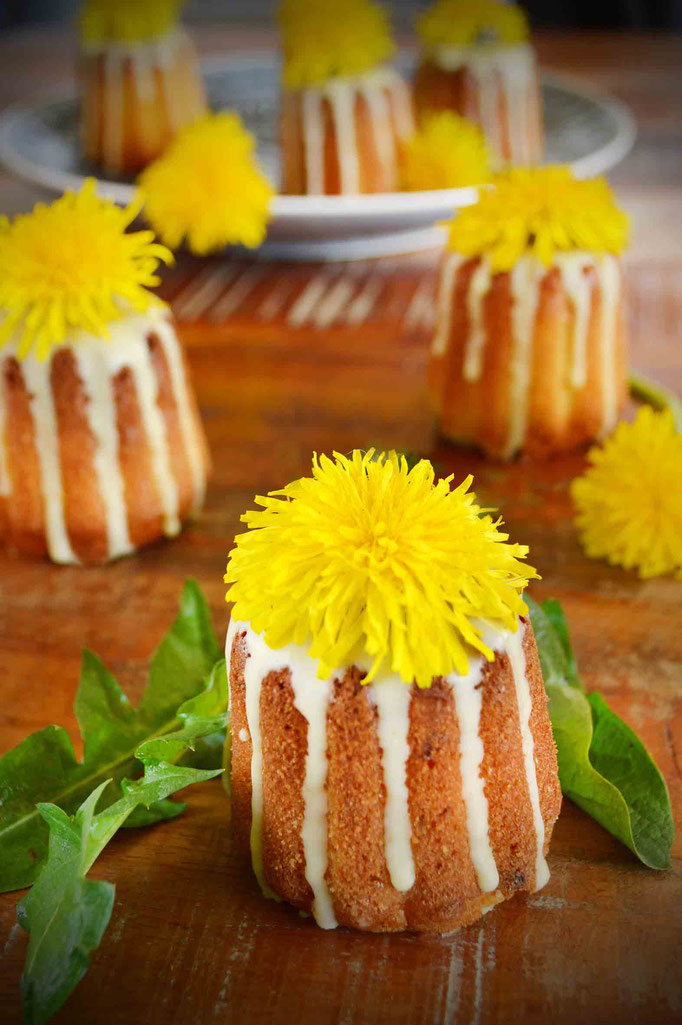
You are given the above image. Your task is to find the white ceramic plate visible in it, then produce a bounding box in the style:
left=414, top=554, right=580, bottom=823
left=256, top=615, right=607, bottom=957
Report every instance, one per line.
left=0, top=54, right=636, bottom=260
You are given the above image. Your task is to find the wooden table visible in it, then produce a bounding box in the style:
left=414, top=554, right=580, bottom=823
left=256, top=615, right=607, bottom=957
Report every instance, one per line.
left=0, top=28, right=681, bottom=1025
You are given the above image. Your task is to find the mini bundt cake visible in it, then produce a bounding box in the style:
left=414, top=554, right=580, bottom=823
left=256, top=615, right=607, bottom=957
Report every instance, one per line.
left=0, top=183, right=209, bottom=565
left=78, top=0, right=207, bottom=178
left=278, top=0, right=415, bottom=195
left=224, top=450, right=561, bottom=932
left=429, top=167, right=630, bottom=459
left=414, top=0, right=543, bottom=165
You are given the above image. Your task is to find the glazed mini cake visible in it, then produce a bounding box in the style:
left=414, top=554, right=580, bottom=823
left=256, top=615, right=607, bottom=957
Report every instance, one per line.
left=429, top=167, right=630, bottom=460
left=0, top=183, right=209, bottom=565
left=224, top=450, right=561, bottom=932
left=414, top=0, right=542, bottom=165
left=78, top=0, right=207, bottom=177
left=278, top=0, right=415, bottom=195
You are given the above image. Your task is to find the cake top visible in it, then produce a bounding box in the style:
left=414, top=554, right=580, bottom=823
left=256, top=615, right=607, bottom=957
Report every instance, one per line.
left=278, top=0, right=394, bottom=88
left=138, top=113, right=274, bottom=256
left=418, top=0, right=529, bottom=50
left=224, top=450, right=537, bottom=687
left=79, top=0, right=184, bottom=46
left=0, top=181, right=172, bottom=361
left=445, top=165, right=629, bottom=273
left=400, top=112, right=491, bottom=191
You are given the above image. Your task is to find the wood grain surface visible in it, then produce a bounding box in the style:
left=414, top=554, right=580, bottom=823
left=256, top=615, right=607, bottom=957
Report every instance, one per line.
left=0, top=28, right=681, bottom=1025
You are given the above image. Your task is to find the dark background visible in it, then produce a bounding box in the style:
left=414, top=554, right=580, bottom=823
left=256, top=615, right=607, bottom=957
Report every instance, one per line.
left=1, top=0, right=681, bottom=31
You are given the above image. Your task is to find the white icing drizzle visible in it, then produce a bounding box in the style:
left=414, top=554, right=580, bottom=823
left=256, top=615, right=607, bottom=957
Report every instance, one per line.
left=20, top=354, right=78, bottom=564
left=432, top=252, right=462, bottom=357
left=326, top=79, right=361, bottom=194
left=462, top=259, right=492, bottom=381
left=289, top=673, right=337, bottom=929
left=447, top=655, right=499, bottom=894
left=598, top=255, right=621, bottom=435
left=152, top=317, right=206, bottom=511
left=366, top=678, right=416, bottom=893
left=0, top=356, right=10, bottom=498
left=73, top=346, right=133, bottom=559
left=555, top=252, right=595, bottom=389
left=301, top=89, right=325, bottom=195
left=505, top=256, right=541, bottom=458
left=505, top=621, right=550, bottom=891
left=234, top=623, right=336, bottom=923
left=113, top=325, right=180, bottom=537
left=299, top=67, right=414, bottom=195
left=430, top=44, right=537, bottom=164
left=360, top=80, right=396, bottom=186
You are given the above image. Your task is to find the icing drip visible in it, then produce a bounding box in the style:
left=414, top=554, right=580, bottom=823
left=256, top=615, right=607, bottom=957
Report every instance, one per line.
left=432, top=252, right=462, bottom=357
left=359, top=80, right=395, bottom=186
left=153, top=318, right=206, bottom=511
left=20, top=355, right=78, bottom=564
left=326, top=79, right=361, bottom=193
left=598, top=255, right=621, bottom=435
left=462, top=259, right=492, bottom=381
left=289, top=673, right=337, bottom=929
left=0, top=358, right=9, bottom=498
left=506, top=256, right=541, bottom=458
left=301, top=90, right=325, bottom=195
left=234, top=623, right=336, bottom=922
left=556, top=253, right=594, bottom=389
left=74, top=346, right=133, bottom=559
left=448, top=655, right=499, bottom=894
left=116, top=330, right=180, bottom=537
left=299, top=67, right=413, bottom=195
left=366, top=677, right=416, bottom=893
left=505, top=621, right=550, bottom=891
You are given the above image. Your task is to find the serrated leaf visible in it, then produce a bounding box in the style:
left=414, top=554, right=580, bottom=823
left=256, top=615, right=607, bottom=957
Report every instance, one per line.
left=529, top=596, right=674, bottom=870
left=18, top=725, right=224, bottom=1025
left=0, top=580, right=221, bottom=893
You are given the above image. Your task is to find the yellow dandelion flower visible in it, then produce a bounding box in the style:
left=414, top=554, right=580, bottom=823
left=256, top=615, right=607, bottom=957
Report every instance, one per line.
left=418, top=0, right=529, bottom=49
left=0, top=180, right=172, bottom=361
left=571, top=407, right=682, bottom=580
left=138, top=113, right=274, bottom=255
left=400, top=112, right=491, bottom=191
left=80, top=0, right=183, bottom=45
left=446, top=165, right=629, bottom=273
left=278, top=0, right=394, bottom=88
left=225, top=450, right=538, bottom=687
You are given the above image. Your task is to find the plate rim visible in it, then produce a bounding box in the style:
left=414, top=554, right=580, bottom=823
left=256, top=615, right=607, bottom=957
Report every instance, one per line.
left=0, top=59, right=636, bottom=221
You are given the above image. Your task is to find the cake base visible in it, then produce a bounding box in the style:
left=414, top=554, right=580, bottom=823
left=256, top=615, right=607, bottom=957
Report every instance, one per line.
left=229, top=618, right=561, bottom=933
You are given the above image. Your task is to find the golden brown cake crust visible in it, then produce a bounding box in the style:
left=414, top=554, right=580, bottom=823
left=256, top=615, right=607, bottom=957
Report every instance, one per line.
left=281, top=79, right=413, bottom=195
left=414, top=58, right=544, bottom=164
left=429, top=255, right=629, bottom=459
left=229, top=619, right=561, bottom=933
left=79, top=32, right=207, bottom=177
left=0, top=328, right=209, bottom=564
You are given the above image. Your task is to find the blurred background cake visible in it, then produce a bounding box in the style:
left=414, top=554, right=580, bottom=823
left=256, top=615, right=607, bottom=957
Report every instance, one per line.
left=0, top=183, right=209, bottom=564
left=278, top=0, right=414, bottom=195
left=414, top=0, right=543, bottom=165
left=78, top=0, right=207, bottom=177
left=225, top=450, right=561, bottom=932
left=428, top=166, right=630, bottom=460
